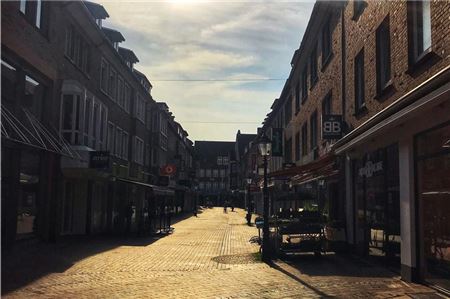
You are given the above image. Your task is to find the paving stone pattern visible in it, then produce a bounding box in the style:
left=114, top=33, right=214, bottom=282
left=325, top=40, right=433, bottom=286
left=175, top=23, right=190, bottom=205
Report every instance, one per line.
left=2, top=208, right=446, bottom=298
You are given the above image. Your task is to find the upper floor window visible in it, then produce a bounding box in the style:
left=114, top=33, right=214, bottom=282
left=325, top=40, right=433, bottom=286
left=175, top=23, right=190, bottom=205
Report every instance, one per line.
left=408, top=1, right=432, bottom=65
left=108, top=68, right=117, bottom=101
left=353, top=1, right=366, bottom=20
left=217, top=156, right=223, bottom=165
left=124, top=83, right=131, bottom=113
left=213, top=169, right=219, bottom=178
left=376, top=15, right=391, bottom=94
left=122, top=131, right=129, bottom=160
left=222, top=156, right=229, bottom=165
left=220, top=169, right=226, bottom=178
left=284, top=97, right=292, bottom=126
left=199, top=168, right=205, bottom=177
left=100, top=59, right=108, bottom=92
left=107, top=122, right=115, bottom=155
left=310, top=111, right=318, bottom=150
left=134, top=94, right=145, bottom=123
left=354, top=49, right=365, bottom=112
left=301, top=68, right=308, bottom=103
left=205, top=169, right=212, bottom=177
left=133, top=136, right=144, bottom=165
left=65, top=25, right=90, bottom=74
left=295, top=82, right=300, bottom=114
left=301, top=123, right=308, bottom=156
left=310, top=45, right=318, bottom=86
left=285, top=138, right=292, bottom=163
left=61, top=90, right=107, bottom=150
left=19, top=0, right=43, bottom=29
left=322, top=18, right=332, bottom=66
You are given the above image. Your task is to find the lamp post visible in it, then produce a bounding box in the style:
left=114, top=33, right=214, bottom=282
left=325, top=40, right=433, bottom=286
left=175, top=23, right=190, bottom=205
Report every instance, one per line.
left=246, top=177, right=252, bottom=225
left=257, top=133, right=272, bottom=262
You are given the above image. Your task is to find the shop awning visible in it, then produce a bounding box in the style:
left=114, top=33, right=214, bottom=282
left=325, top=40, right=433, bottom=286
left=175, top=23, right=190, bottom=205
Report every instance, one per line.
left=1, top=104, right=81, bottom=159
left=116, top=178, right=175, bottom=196
left=268, top=154, right=335, bottom=179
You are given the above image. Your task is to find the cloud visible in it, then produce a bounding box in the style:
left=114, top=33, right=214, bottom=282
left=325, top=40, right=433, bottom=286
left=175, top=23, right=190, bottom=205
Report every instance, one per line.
left=98, top=0, right=315, bottom=140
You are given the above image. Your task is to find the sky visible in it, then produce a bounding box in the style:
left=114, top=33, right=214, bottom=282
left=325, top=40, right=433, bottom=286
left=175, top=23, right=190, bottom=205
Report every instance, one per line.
left=100, top=0, right=315, bottom=141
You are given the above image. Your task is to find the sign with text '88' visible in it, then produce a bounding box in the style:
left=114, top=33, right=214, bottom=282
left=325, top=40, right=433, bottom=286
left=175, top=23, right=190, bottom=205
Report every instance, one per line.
left=322, top=115, right=343, bottom=140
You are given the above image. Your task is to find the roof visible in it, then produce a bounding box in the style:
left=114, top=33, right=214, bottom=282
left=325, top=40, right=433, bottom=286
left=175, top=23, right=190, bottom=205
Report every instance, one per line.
left=102, top=27, right=125, bottom=43
left=118, top=47, right=139, bottom=63
left=83, top=1, right=109, bottom=19
left=133, top=69, right=152, bottom=88
left=236, top=132, right=257, bottom=158
left=194, top=141, right=235, bottom=163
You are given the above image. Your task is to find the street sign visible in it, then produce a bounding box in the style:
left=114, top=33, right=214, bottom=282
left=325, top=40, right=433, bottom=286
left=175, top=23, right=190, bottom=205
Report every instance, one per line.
left=322, top=115, right=343, bottom=140
left=272, top=128, right=283, bottom=157
left=89, top=151, right=110, bottom=170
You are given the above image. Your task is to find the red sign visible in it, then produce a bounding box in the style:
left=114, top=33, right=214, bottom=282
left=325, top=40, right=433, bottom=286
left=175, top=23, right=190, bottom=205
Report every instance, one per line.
left=161, top=164, right=177, bottom=176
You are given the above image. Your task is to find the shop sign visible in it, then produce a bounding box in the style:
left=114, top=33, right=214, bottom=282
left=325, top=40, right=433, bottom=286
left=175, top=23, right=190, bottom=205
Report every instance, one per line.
left=358, top=161, right=383, bottom=178
left=161, top=164, right=177, bottom=176
left=89, top=151, right=110, bottom=170
left=322, top=115, right=343, bottom=140
left=272, top=128, right=283, bottom=157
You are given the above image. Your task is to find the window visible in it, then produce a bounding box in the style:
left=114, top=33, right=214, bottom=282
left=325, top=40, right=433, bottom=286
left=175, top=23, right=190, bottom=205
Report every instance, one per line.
left=301, top=68, right=308, bottom=103
left=376, top=15, right=391, bottom=94
left=19, top=0, right=43, bottom=29
left=310, top=45, right=318, bottom=86
left=122, top=132, right=129, bottom=160
left=220, top=169, right=226, bottom=178
left=206, top=169, right=212, bottom=177
left=408, top=1, right=432, bottom=65
left=108, top=68, right=117, bottom=101
left=353, top=1, right=366, bottom=20
left=199, top=182, right=205, bottom=190
left=322, top=18, right=332, bottom=65
left=302, top=123, right=308, bottom=156
left=199, top=169, right=205, bottom=177
left=295, top=131, right=300, bottom=161
left=65, top=26, right=90, bottom=74
left=100, top=59, right=108, bottom=93
left=61, top=94, right=82, bottom=144
left=284, top=97, right=292, bottom=126
left=217, top=156, right=223, bottom=165
left=310, top=111, right=318, bottom=150
left=205, top=182, right=211, bottom=190
left=107, top=122, right=115, bottom=154
left=117, top=76, right=124, bottom=108
left=124, top=83, right=131, bottom=113
left=115, top=127, right=122, bottom=158
left=134, top=137, right=144, bottom=165
left=134, top=94, right=145, bottom=122
left=295, top=82, right=300, bottom=114
left=83, top=97, right=91, bottom=145
left=354, top=49, right=365, bottom=112
left=160, top=134, right=168, bottom=151
left=213, top=169, right=219, bottom=178
left=285, top=138, right=292, bottom=163
left=322, top=92, right=332, bottom=117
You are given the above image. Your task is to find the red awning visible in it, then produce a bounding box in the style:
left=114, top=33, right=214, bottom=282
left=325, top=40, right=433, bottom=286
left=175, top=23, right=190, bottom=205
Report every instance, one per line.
left=268, top=154, right=335, bottom=178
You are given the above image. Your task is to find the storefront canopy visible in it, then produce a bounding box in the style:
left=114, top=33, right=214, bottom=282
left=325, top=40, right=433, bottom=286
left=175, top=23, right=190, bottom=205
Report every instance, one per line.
left=116, top=178, right=175, bottom=196
left=1, top=104, right=80, bottom=159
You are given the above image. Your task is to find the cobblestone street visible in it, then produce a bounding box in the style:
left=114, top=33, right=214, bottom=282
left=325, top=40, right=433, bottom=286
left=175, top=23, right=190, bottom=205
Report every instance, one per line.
left=2, top=208, right=445, bottom=298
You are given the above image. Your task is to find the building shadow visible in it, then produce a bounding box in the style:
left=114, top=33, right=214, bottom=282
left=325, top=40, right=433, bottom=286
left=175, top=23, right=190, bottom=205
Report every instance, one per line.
left=1, top=211, right=196, bottom=295
left=276, top=252, right=398, bottom=278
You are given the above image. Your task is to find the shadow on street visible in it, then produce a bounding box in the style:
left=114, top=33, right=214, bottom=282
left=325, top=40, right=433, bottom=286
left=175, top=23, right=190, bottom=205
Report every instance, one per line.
left=1, top=211, right=197, bottom=295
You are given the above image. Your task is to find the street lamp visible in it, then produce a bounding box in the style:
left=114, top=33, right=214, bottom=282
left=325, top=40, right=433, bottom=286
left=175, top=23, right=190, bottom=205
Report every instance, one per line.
left=246, top=177, right=252, bottom=225
left=257, top=133, right=271, bottom=262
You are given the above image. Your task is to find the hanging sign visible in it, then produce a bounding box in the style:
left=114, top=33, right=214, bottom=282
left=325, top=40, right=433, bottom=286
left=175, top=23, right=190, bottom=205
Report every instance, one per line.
left=271, top=128, right=283, bottom=157
left=322, top=115, right=343, bottom=140
left=161, top=164, right=177, bottom=176
left=358, top=160, right=383, bottom=178
left=89, top=151, right=111, bottom=170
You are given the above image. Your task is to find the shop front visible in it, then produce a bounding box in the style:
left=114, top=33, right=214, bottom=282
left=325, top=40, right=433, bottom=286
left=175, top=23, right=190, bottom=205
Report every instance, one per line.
left=334, top=67, right=449, bottom=290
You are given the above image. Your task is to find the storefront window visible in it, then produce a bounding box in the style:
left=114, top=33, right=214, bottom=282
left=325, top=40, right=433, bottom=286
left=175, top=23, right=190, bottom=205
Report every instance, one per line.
left=353, top=144, right=400, bottom=262
left=416, top=123, right=450, bottom=290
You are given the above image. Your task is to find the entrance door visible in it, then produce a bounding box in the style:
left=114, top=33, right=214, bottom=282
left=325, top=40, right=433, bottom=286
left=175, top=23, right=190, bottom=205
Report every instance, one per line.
left=416, top=123, right=450, bottom=291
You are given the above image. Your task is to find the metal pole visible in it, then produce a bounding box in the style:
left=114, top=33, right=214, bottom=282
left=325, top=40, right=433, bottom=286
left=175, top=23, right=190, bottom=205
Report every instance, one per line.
left=262, top=155, right=270, bottom=261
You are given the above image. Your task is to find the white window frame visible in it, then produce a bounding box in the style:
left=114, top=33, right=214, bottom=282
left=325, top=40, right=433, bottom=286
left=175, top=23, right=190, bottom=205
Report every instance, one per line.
left=134, top=136, right=144, bottom=165
left=107, top=122, right=115, bottom=155
left=122, top=131, right=129, bottom=160
left=115, top=127, right=122, bottom=158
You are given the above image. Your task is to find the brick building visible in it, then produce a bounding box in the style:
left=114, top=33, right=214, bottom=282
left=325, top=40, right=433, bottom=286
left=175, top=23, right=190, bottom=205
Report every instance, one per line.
left=1, top=0, right=194, bottom=249
left=259, top=0, right=450, bottom=290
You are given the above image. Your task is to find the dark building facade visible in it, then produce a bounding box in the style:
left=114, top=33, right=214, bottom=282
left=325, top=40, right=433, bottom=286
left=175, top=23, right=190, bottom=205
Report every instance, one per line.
left=194, top=141, right=234, bottom=206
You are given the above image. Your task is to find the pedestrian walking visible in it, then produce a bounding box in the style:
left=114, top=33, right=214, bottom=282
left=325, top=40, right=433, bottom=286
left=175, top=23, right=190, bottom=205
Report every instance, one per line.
left=124, top=202, right=133, bottom=236
left=223, top=202, right=227, bottom=213
left=193, top=206, right=198, bottom=217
